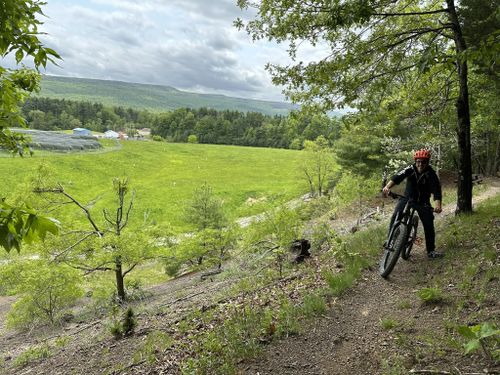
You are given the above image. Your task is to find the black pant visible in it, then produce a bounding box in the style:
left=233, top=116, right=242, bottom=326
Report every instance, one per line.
left=389, top=199, right=435, bottom=254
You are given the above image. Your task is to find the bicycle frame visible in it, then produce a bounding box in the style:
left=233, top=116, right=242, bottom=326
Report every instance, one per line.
left=385, top=194, right=416, bottom=251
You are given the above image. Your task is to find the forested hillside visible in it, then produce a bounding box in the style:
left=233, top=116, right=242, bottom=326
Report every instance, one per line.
left=38, top=75, right=297, bottom=116
left=22, top=97, right=341, bottom=149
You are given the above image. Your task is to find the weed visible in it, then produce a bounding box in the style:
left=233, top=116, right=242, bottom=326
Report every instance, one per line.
left=301, top=293, right=327, bottom=318
left=14, top=344, right=52, bottom=368
left=276, top=300, right=301, bottom=337
left=397, top=299, right=412, bottom=309
left=457, top=322, right=500, bottom=361
left=416, top=287, right=443, bottom=304
left=54, top=335, right=72, bottom=348
left=323, top=269, right=356, bottom=296
left=381, top=354, right=407, bottom=375
left=380, top=317, right=398, bottom=330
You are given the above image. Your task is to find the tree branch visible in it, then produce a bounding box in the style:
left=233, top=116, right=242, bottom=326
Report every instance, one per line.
left=34, top=185, right=103, bottom=236
left=374, top=9, right=448, bottom=17
left=122, top=262, right=139, bottom=278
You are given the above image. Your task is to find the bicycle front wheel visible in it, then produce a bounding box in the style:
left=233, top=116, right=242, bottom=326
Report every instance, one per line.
left=379, top=224, right=407, bottom=278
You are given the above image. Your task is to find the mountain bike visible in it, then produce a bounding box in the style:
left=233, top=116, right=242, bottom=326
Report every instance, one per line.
left=379, top=191, right=419, bottom=278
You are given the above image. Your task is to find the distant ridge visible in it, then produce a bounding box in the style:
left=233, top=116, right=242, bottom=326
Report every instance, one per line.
left=38, top=75, right=298, bottom=116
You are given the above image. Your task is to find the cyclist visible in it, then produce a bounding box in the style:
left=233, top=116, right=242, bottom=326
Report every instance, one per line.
left=382, top=149, right=444, bottom=259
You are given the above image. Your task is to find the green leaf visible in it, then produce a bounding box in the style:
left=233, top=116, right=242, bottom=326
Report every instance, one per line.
left=464, top=339, right=480, bottom=354
left=479, top=322, right=500, bottom=339
left=15, top=49, right=24, bottom=63
left=457, top=325, right=476, bottom=339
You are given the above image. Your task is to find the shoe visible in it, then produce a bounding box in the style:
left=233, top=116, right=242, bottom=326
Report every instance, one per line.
left=427, top=251, right=444, bottom=259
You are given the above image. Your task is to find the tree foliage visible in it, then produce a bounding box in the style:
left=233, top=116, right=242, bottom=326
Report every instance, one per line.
left=0, top=199, right=59, bottom=252
left=0, top=0, right=60, bottom=153
left=237, top=0, right=499, bottom=213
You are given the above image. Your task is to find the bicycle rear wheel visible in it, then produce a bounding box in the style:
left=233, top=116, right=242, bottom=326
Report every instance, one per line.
left=401, top=216, right=418, bottom=260
left=379, top=224, right=407, bottom=278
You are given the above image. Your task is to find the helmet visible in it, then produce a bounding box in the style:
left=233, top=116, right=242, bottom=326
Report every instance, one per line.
left=413, top=149, right=431, bottom=160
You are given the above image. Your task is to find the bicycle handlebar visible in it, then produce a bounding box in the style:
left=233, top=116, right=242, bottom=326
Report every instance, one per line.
left=386, top=191, right=405, bottom=199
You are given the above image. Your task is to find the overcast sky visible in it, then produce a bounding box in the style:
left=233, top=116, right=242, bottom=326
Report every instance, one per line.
left=5, top=0, right=308, bottom=102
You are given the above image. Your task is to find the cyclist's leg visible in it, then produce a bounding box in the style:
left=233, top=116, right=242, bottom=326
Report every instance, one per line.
left=416, top=205, right=435, bottom=254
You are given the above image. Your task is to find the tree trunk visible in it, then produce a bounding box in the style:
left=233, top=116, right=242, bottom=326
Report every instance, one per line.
left=447, top=0, right=473, bottom=214
left=115, top=257, right=126, bottom=303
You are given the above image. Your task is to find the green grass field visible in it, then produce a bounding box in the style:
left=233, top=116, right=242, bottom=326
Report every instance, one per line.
left=0, top=140, right=306, bottom=232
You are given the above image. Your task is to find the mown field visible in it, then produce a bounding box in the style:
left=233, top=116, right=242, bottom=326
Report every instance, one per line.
left=0, top=140, right=306, bottom=232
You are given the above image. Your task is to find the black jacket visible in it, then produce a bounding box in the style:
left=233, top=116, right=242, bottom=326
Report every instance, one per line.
left=391, top=164, right=442, bottom=205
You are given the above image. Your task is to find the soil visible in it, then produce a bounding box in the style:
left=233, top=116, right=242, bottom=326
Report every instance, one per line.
left=0, top=179, right=499, bottom=375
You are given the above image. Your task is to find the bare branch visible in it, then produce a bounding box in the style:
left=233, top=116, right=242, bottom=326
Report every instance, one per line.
left=122, top=262, right=139, bottom=278
left=34, top=185, right=103, bottom=236
left=51, top=232, right=97, bottom=262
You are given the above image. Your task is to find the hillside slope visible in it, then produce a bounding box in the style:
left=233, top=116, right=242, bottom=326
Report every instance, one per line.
left=38, top=75, right=298, bottom=115
left=1, top=181, right=498, bottom=374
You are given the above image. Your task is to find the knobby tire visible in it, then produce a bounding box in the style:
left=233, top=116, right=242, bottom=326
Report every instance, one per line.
left=379, top=224, right=407, bottom=278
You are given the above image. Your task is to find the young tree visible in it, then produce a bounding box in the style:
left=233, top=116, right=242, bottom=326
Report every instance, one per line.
left=1, top=260, right=83, bottom=328
left=185, top=183, right=227, bottom=232
left=236, top=0, right=499, bottom=214
left=301, top=136, right=336, bottom=197
left=183, top=183, right=229, bottom=265
left=35, top=178, right=160, bottom=303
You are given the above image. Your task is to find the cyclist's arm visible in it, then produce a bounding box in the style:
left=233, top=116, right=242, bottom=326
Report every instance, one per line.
left=383, top=165, right=412, bottom=195
left=434, top=200, right=442, bottom=213
left=382, top=180, right=395, bottom=196
left=431, top=169, right=442, bottom=213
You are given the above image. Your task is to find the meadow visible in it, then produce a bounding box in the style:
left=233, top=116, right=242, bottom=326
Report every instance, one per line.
left=0, top=140, right=307, bottom=232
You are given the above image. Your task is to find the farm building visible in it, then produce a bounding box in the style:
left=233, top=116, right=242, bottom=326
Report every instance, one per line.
left=72, top=128, right=91, bottom=136
left=137, top=128, right=151, bottom=138
left=104, top=130, right=119, bottom=139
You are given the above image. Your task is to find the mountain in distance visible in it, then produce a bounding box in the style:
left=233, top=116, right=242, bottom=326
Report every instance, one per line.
left=38, top=75, right=301, bottom=116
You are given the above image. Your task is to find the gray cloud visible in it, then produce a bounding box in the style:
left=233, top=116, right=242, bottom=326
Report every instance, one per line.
left=6, top=0, right=288, bottom=101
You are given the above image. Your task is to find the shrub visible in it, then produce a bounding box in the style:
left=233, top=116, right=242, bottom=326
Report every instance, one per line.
left=107, top=307, right=137, bottom=339
left=6, top=261, right=84, bottom=329
left=187, top=134, right=198, bottom=143
left=152, top=135, right=164, bottom=142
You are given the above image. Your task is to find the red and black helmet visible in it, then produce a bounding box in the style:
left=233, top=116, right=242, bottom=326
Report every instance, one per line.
left=413, top=149, right=431, bottom=160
